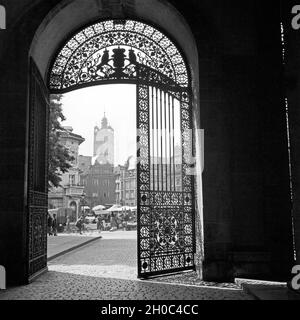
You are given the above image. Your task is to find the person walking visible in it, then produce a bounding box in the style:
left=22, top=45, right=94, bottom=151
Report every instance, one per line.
left=97, top=216, right=102, bottom=233
left=52, top=213, right=58, bottom=236
left=47, top=213, right=53, bottom=236
left=110, top=213, right=117, bottom=232
left=76, top=215, right=84, bottom=234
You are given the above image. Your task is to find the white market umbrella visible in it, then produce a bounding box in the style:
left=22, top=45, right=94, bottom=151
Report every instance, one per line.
left=94, top=210, right=109, bottom=215
left=121, top=206, right=132, bottom=211
left=107, top=205, right=122, bottom=212
left=92, top=205, right=106, bottom=211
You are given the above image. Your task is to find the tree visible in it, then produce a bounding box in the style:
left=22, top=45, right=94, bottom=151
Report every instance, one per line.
left=48, top=94, right=74, bottom=188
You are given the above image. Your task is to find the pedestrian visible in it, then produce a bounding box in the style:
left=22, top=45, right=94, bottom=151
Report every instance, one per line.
left=47, top=213, right=53, bottom=236
left=52, top=213, right=57, bottom=236
left=97, top=216, right=102, bottom=233
left=110, top=213, right=117, bottom=232
left=76, top=215, right=84, bottom=234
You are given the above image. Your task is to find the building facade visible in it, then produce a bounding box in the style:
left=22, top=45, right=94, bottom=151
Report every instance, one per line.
left=115, top=165, right=125, bottom=205
left=78, top=155, right=92, bottom=175
left=78, top=114, right=116, bottom=209
left=48, top=127, right=85, bottom=220
left=81, top=162, right=116, bottom=208
left=115, top=157, right=136, bottom=207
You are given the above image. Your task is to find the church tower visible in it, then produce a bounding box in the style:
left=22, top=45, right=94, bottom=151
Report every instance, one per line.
left=93, top=113, right=114, bottom=165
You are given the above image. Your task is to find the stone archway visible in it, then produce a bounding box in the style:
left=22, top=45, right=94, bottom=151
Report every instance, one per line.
left=26, top=0, right=203, bottom=283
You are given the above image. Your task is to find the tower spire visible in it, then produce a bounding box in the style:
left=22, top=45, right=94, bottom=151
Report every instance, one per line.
left=101, top=112, right=108, bottom=129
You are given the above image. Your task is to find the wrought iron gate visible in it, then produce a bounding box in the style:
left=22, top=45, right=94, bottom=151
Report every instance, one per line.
left=48, top=19, right=196, bottom=278
left=27, top=59, right=49, bottom=282
left=136, top=65, right=195, bottom=277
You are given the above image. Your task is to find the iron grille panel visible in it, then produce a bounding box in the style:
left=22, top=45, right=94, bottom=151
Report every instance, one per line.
left=137, top=65, right=195, bottom=277
left=28, top=60, right=49, bottom=281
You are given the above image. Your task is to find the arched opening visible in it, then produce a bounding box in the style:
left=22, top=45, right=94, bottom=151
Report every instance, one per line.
left=27, top=11, right=202, bottom=282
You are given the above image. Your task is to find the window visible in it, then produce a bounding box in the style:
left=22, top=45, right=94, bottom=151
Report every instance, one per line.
left=69, top=175, right=75, bottom=185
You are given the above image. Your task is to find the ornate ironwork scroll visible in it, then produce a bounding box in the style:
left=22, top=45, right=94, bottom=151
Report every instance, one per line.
left=49, top=20, right=188, bottom=92
left=27, top=59, right=49, bottom=281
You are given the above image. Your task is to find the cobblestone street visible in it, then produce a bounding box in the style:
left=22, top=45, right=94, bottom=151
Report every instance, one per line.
left=0, top=231, right=253, bottom=300
left=48, top=231, right=138, bottom=280
left=47, top=233, right=102, bottom=259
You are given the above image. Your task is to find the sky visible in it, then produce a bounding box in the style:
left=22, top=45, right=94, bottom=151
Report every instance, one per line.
left=58, top=84, right=136, bottom=166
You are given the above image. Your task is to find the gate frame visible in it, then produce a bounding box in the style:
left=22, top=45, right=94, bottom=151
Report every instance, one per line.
left=44, top=18, right=198, bottom=279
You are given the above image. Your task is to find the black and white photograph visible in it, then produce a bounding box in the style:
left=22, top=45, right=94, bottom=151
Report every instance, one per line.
left=0, top=0, right=300, bottom=311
